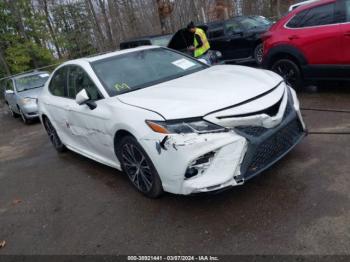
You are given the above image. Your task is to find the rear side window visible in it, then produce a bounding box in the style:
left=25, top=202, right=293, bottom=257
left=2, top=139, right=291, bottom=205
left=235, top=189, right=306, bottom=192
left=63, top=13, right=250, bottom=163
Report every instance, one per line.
left=287, top=3, right=335, bottom=28
left=67, top=66, right=102, bottom=100
left=49, top=67, right=67, bottom=97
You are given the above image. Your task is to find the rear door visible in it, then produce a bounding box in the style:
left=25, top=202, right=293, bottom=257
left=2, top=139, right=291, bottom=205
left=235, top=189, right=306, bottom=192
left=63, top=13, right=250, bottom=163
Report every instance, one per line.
left=285, top=1, right=342, bottom=65
left=45, top=66, right=72, bottom=144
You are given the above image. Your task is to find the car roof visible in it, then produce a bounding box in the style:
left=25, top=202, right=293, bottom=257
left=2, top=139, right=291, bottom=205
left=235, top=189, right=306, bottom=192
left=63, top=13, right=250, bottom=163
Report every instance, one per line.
left=121, top=34, right=172, bottom=43
left=205, top=15, right=268, bottom=26
left=290, top=0, right=334, bottom=13
left=11, top=71, right=49, bottom=81
left=63, top=46, right=160, bottom=65
left=289, top=0, right=320, bottom=11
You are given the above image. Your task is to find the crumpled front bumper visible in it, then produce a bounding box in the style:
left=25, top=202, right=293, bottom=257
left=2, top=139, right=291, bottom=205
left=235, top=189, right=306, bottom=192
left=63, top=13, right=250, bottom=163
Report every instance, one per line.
left=139, top=88, right=306, bottom=195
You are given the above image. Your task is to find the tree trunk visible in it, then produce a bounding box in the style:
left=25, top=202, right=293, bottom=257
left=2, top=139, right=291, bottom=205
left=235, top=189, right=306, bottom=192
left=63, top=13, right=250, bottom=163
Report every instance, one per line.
left=98, top=0, right=114, bottom=49
left=107, top=0, right=123, bottom=47
left=41, top=0, right=62, bottom=58
left=86, top=0, right=105, bottom=52
left=0, top=48, right=11, bottom=75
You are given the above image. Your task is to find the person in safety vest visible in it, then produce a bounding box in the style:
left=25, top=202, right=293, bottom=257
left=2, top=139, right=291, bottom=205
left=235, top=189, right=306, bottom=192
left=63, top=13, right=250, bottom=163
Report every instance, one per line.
left=186, top=21, right=210, bottom=58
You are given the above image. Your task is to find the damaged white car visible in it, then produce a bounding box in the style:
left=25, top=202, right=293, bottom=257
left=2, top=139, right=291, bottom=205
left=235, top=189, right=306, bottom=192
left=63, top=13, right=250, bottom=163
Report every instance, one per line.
left=38, top=46, right=306, bottom=197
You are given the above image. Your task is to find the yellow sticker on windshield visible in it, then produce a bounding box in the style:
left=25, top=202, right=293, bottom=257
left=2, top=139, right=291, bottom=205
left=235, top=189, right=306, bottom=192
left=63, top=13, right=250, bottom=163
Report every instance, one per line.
left=114, top=83, right=131, bottom=92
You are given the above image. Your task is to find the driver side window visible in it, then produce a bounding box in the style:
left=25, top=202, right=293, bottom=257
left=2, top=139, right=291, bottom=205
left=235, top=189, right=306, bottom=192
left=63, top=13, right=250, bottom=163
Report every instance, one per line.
left=67, top=66, right=102, bottom=100
left=225, top=21, right=241, bottom=35
left=6, top=79, right=14, bottom=91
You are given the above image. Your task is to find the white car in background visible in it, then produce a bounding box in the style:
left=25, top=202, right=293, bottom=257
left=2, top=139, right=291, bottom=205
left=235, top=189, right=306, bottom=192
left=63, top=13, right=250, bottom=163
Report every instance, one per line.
left=38, top=46, right=306, bottom=198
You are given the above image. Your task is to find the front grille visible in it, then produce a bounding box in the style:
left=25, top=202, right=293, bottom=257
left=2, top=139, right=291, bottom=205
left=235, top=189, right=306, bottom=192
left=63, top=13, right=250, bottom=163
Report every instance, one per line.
left=235, top=125, right=267, bottom=137
left=244, top=118, right=303, bottom=178
left=235, top=99, right=293, bottom=138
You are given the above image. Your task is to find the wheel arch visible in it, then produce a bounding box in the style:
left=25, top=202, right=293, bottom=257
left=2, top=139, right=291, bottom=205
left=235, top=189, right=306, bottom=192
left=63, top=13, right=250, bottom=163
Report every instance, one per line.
left=113, top=129, right=136, bottom=156
left=263, top=45, right=308, bottom=69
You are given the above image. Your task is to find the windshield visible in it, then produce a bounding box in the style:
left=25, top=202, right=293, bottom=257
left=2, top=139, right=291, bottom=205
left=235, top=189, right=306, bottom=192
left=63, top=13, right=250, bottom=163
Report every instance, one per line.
left=15, top=73, right=49, bottom=92
left=151, top=35, right=172, bottom=47
left=91, top=48, right=207, bottom=96
left=238, top=17, right=268, bottom=30
left=251, top=16, right=272, bottom=26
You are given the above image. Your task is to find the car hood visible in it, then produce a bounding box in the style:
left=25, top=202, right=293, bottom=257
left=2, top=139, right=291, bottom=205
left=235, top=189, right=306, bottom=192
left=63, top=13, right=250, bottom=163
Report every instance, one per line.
left=17, top=87, right=43, bottom=99
left=117, top=65, right=283, bottom=120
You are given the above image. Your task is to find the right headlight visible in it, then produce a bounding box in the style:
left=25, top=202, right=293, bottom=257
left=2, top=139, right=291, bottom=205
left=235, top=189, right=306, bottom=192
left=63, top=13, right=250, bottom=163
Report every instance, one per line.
left=146, top=119, right=227, bottom=134
left=20, top=97, right=36, bottom=105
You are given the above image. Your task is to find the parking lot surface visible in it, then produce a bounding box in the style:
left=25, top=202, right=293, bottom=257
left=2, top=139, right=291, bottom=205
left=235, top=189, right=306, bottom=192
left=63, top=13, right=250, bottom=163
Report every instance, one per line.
left=0, top=84, right=350, bottom=255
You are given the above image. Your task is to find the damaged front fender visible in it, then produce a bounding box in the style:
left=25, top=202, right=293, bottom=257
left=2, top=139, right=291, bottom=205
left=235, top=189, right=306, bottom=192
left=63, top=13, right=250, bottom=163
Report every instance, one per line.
left=139, top=131, right=248, bottom=195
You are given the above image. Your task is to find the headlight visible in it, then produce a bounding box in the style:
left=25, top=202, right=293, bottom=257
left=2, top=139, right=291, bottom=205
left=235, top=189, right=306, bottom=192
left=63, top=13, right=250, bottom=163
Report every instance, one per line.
left=146, top=119, right=226, bottom=134
left=20, top=97, right=36, bottom=105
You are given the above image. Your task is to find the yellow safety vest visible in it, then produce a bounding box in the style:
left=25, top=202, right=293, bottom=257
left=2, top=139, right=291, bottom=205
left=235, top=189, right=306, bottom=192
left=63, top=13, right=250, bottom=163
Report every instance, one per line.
left=194, top=28, right=210, bottom=58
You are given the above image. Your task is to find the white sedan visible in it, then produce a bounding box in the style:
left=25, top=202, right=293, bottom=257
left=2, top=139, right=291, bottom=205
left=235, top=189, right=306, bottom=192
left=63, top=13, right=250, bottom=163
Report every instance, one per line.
left=38, top=46, right=306, bottom=197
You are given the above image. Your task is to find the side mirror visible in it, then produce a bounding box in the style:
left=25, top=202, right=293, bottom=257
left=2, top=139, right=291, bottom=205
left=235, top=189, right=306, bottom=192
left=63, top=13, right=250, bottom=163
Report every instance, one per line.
left=75, top=89, right=97, bottom=110
left=76, top=89, right=90, bottom=105
left=5, top=89, right=14, bottom=95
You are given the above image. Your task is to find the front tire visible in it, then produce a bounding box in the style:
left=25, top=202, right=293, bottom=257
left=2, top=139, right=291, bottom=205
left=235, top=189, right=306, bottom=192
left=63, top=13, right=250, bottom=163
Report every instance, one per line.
left=116, top=136, right=163, bottom=198
left=7, top=103, right=19, bottom=118
left=43, top=117, right=67, bottom=153
left=271, top=58, right=303, bottom=89
left=19, top=108, right=30, bottom=124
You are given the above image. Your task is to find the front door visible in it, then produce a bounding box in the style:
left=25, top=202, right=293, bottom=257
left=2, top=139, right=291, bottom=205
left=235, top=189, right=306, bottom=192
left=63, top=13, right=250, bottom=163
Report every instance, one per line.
left=65, top=65, right=113, bottom=160
left=224, top=20, right=251, bottom=59
left=4, top=79, right=17, bottom=113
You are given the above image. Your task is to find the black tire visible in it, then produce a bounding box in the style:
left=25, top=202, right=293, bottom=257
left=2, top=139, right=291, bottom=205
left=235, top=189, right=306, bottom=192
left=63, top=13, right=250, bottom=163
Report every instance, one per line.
left=43, top=117, right=67, bottom=153
left=271, top=58, right=303, bottom=89
left=116, top=135, right=163, bottom=198
left=254, top=43, right=264, bottom=66
left=7, top=103, right=19, bottom=118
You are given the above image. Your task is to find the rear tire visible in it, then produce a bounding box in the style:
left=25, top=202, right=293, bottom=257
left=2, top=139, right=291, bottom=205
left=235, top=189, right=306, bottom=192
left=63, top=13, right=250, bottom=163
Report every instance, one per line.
left=43, top=117, right=67, bottom=153
left=271, top=58, right=303, bottom=89
left=116, top=135, right=163, bottom=198
left=254, top=43, right=264, bottom=65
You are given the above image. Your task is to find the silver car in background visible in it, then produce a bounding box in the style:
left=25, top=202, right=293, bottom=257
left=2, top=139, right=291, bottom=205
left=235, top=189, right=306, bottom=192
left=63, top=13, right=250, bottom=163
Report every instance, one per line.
left=3, top=71, right=50, bottom=124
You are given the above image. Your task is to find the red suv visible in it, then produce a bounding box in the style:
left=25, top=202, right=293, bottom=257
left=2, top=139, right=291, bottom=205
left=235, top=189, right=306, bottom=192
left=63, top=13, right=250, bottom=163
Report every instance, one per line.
left=263, top=0, right=350, bottom=88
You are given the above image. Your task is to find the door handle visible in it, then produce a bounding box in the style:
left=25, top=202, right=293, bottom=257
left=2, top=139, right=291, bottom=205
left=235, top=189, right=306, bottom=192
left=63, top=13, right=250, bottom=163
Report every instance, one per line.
left=288, top=35, right=299, bottom=40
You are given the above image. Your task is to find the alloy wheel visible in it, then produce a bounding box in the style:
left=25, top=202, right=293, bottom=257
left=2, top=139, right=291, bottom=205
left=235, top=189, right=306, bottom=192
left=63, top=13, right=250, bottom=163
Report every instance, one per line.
left=254, top=44, right=264, bottom=65
left=44, top=118, right=65, bottom=152
left=121, top=143, right=153, bottom=193
left=271, top=59, right=301, bottom=88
